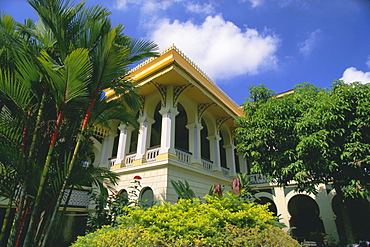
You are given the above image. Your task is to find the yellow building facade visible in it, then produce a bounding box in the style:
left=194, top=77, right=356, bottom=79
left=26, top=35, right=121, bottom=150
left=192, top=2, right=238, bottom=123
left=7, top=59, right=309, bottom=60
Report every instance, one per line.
left=91, top=45, right=370, bottom=245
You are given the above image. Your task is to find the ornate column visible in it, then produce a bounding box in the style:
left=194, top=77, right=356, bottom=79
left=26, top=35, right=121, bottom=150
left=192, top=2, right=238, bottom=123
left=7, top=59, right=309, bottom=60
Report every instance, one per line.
left=134, top=116, right=154, bottom=163
left=186, top=121, right=202, bottom=164
left=115, top=124, right=128, bottom=165
left=316, top=184, right=340, bottom=243
left=224, top=143, right=236, bottom=176
left=159, top=105, right=179, bottom=155
left=207, top=133, right=221, bottom=171
left=237, top=153, right=247, bottom=174
left=100, top=129, right=117, bottom=168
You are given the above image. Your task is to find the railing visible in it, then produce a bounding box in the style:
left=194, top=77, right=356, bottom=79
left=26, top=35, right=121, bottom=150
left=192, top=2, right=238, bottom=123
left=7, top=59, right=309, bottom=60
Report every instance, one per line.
left=221, top=167, right=230, bottom=177
left=175, top=148, right=192, bottom=165
left=247, top=174, right=268, bottom=184
left=146, top=147, right=160, bottom=162
left=124, top=153, right=136, bottom=166
left=108, top=157, right=116, bottom=170
left=201, top=159, right=213, bottom=171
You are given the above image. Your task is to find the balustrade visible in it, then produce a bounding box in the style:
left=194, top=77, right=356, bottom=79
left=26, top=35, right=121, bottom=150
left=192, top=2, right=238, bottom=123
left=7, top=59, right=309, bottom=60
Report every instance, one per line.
left=221, top=167, right=230, bottom=177
left=146, top=147, right=160, bottom=162
left=124, top=153, right=136, bottom=166
left=201, top=159, right=213, bottom=171
left=175, top=148, right=192, bottom=165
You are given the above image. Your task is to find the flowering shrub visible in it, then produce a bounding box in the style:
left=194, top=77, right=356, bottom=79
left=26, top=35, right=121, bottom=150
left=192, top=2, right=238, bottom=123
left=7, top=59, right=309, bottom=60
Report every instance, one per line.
left=73, top=194, right=299, bottom=246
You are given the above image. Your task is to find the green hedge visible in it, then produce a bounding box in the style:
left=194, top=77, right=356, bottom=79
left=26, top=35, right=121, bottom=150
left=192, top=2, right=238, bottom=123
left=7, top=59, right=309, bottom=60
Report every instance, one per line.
left=72, top=195, right=299, bottom=247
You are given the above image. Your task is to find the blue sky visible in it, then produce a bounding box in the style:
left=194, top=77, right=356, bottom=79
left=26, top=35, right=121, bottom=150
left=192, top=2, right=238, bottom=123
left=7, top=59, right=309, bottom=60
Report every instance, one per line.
left=1, top=0, right=370, bottom=105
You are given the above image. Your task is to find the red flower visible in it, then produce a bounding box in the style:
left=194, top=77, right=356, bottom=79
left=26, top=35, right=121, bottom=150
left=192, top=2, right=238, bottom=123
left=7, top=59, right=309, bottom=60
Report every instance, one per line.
left=134, top=175, right=142, bottom=180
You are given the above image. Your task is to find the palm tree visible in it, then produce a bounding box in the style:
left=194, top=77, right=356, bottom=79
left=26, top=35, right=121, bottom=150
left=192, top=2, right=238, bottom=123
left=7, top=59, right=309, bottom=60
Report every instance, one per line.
left=0, top=0, right=158, bottom=246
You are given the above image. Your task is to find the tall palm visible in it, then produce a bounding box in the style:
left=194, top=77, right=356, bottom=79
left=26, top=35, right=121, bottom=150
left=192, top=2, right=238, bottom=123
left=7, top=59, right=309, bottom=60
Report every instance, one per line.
left=1, top=1, right=158, bottom=246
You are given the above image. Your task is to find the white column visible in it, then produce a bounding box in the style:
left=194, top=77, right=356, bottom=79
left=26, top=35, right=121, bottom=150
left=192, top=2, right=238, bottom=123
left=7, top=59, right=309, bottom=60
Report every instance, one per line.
left=225, top=144, right=236, bottom=176
left=187, top=121, right=202, bottom=164
left=273, top=187, right=290, bottom=232
left=237, top=154, right=247, bottom=174
left=100, top=129, right=117, bottom=167
left=207, top=133, right=221, bottom=171
left=159, top=106, right=178, bottom=155
left=316, top=184, right=340, bottom=243
left=115, top=124, right=128, bottom=165
left=135, top=116, right=149, bottom=160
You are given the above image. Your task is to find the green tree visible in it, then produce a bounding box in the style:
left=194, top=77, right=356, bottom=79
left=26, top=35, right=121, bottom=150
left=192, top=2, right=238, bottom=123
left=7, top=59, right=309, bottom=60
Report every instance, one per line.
left=0, top=0, right=158, bottom=246
left=235, top=82, right=370, bottom=244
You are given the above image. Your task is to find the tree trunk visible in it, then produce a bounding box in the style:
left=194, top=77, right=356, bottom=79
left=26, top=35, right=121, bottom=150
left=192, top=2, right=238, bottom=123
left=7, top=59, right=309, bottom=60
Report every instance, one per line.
left=0, top=189, right=14, bottom=246
left=333, top=182, right=356, bottom=244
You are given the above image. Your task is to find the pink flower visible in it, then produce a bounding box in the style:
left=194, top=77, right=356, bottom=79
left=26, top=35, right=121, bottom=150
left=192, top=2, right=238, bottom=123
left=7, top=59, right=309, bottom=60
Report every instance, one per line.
left=213, top=184, right=222, bottom=197
left=232, top=178, right=241, bottom=195
left=134, top=175, right=142, bottom=180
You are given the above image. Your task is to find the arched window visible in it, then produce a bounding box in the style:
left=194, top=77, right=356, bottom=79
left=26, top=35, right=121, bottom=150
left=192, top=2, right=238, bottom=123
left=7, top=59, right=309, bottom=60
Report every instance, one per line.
left=139, top=187, right=154, bottom=208
left=129, top=128, right=138, bottom=153
left=111, top=127, right=120, bottom=158
left=219, top=131, right=227, bottom=168
left=150, top=102, right=161, bottom=147
left=200, top=119, right=210, bottom=160
left=175, top=103, right=188, bottom=151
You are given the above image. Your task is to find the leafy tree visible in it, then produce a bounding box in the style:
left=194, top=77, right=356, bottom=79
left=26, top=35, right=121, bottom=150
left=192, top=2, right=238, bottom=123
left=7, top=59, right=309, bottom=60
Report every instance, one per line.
left=235, top=82, right=370, bottom=244
left=0, top=0, right=158, bottom=246
left=72, top=195, right=299, bottom=247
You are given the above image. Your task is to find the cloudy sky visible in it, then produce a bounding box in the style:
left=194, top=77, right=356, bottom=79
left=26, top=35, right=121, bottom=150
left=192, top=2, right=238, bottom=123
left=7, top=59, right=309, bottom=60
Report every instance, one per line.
left=1, top=0, right=370, bottom=104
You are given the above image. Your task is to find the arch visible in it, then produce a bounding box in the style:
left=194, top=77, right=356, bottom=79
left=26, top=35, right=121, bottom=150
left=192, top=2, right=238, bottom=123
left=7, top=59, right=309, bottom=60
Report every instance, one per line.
left=176, top=95, right=196, bottom=125
left=139, top=187, right=155, bottom=208
left=200, top=118, right=210, bottom=160
left=219, top=129, right=227, bottom=168
left=202, top=112, right=217, bottom=136
left=288, top=195, right=325, bottom=242
left=175, top=103, right=189, bottom=151
left=150, top=102, right=162, bottom=147
left=118, top=189, right=129, bottom=205
left=255, top=196, right=278, bottom=216
left=332, top=195, right=370, bottom=243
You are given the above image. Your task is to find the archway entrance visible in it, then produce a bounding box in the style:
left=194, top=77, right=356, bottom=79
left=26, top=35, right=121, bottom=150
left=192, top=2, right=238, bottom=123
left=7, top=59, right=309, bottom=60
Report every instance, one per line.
left=256, top=197, right=278, bottom=216
left=332, top=196, right=370, bottom=244
left=288, top=195, right=325, bottom=242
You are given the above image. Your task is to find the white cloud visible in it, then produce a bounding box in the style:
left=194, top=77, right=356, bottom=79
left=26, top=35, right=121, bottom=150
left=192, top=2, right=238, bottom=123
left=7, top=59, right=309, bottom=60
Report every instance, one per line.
left=366, top=55, right=370, bottom=68
left=149, top=15, right=279, bottom=81
left=244, top=0, right=265, bottom=7
left=340, top=67, right=370, bottom=84
left=185, top=3, right=215, bottom=14
left=114, top=0, right=177, bottom=12
left=298, top=29, right=321, bottom=56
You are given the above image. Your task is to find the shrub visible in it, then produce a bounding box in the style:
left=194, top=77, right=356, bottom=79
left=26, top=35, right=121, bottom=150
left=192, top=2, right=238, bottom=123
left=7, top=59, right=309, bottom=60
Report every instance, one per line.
left=72, top=194, right=299, bottom=246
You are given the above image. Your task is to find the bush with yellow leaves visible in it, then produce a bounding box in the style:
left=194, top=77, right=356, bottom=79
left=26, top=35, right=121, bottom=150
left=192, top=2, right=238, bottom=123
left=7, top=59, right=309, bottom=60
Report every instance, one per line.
left=72, top=194, right=299, bottom=247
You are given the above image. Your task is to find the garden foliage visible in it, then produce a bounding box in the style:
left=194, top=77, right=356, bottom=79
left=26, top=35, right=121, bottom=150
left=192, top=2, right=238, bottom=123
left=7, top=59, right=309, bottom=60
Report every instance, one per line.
left=72, top=194, right=299, bottom=247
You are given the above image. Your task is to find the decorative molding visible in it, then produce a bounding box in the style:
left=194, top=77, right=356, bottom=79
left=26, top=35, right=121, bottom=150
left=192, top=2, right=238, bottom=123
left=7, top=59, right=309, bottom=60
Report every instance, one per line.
left=151, top=82, right=167, bottom=107
left=197, top=103, right=217, bottom=121
left=216, top=116, right=232, bottom=130
left=173, top=84, right=193, bottom=107
left=127, top=44, right=240, bottom=111
left=139, top=95, right=145, bottom=116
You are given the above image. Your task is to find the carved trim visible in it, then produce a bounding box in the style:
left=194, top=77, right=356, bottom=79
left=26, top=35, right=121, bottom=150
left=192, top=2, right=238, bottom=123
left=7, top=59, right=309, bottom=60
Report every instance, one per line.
left=139, top=95, right=145, bottom=116
left=198, top=103, right=217, bottom=121
left=216, top=116, right=232, bottom=130
left=151, top=82, right=167, bottom=107
left=173, top=84, right=193, bottom=107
